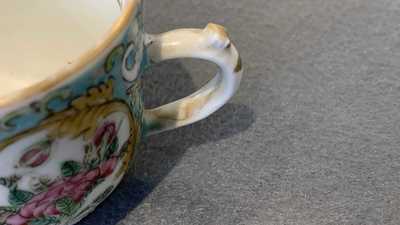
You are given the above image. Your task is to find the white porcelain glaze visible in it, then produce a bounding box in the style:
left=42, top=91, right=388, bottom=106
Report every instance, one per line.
left=144, top=23, right=242, bottom=135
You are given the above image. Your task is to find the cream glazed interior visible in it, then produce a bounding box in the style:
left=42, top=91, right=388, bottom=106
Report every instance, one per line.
left=0, top=0, right=122, bottom=96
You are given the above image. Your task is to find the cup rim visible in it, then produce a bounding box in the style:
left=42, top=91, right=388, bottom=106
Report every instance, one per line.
left=0, top=0, right=139, bottom=108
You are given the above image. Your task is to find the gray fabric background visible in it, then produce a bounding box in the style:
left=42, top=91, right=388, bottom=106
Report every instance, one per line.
left=78, top=0, right=400, bottom=224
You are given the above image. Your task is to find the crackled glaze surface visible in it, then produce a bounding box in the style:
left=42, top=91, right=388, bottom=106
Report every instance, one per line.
left=0, top=3, right=147, bottom=225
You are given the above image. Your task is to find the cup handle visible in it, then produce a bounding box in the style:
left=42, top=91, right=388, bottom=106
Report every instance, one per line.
left=144, top=23, right=243, bottom=136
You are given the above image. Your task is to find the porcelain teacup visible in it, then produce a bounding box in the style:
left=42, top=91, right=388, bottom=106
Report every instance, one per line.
left=0, top=1, right=242, bottom=224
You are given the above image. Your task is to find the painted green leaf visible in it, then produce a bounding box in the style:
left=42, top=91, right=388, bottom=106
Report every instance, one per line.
left=0, top=206, right=18, bottom=222
left=0, top=176, right=20, bottom=189
left=83, top=145, right=100, bottom=170
left=29, top=216, right=60, bottom=225
left=0, top=206, right=17, bottom=213
left=55, top=197, right=79, bottom=216
left=109, top=138, right=118, bottom=153
left=105, top=139, right=119, bottom=159
left=9, top=189, right=34, bottom=206
left=0, top=178, right=8, bottom=187
left=61, top=161, right=81, bottom=177
left=105, top=45, right=125, bottom=73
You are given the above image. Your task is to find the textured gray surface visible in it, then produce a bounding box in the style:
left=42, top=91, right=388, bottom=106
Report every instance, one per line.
left=78, top=0, right=400, bottom=224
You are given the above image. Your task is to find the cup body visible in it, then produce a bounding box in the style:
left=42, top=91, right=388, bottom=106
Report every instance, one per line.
left=0, top=2, right=146, bottom=225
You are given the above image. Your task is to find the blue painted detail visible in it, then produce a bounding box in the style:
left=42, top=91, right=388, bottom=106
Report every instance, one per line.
left=125, top=48, right=136, bottom=71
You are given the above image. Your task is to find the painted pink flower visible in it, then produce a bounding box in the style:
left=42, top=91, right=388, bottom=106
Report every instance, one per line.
left=6, top=149, right=120, bottom=224
left=71, top=189, right=86, bottom=202
left=93, top=122, right=117, bottom=148
left=45, top=185, right=64, bottom=199
left=44, top=204, right=59, bottom=216
left=62, top=181, right=76, bottom=194
left=32, top=201, right=51, bottom=218
left=19, top=202, right=36, bottom=218
left=19, top=148, right=50, bottom=168
left=99, top=157, right=118, bottom=177
left=28, top=192, right=46, bottom=205
left=84, top=168, right=100, bottom=182
left=77, top=181, right=92, bottom=192
left=6, top=214, right=28, bottom=225
left=69, top=171, right=86, bottom=184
